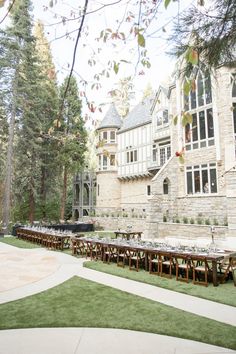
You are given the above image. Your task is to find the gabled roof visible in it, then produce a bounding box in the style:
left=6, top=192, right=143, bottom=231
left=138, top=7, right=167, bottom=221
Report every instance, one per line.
left=118, top=96, right=154, bottom=133
left=97, top=103, right=122, bottom=130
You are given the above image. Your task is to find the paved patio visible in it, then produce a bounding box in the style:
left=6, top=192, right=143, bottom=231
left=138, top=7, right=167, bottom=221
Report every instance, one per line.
left=0, top=242, right=235, bottom=354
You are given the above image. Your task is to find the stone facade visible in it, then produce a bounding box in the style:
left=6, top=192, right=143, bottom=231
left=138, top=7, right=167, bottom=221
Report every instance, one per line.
left=147, top=65, right=236, bottom=248
left=74, top=64, right=236, bottom=249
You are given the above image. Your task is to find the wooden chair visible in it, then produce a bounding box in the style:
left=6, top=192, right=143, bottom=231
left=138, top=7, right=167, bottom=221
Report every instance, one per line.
left=117, top=246, right=127, bottom=267
left=149, top=251, right=161, bottom=275
left=93, top=242, right=103, bottom=260
left=85, top=241, right=95, bottom=259
left=175, top=255, right=191, bottom=283
left=103, top=244, right=117, bottom=264
left=220, top=255, right=236, bottom=286
left=158, top=252, right=173, bottom=278
left=191, top=256, right=211, bottom=287
left=128, top=247, right=145, bottom=272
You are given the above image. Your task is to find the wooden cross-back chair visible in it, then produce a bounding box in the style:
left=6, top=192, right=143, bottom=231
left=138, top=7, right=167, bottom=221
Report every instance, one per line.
left=220, top=255, right=236, bottom=286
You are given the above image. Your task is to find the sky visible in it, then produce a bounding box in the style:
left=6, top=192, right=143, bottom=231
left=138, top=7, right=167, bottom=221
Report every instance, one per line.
left=0, top=0, right=194, bottom=124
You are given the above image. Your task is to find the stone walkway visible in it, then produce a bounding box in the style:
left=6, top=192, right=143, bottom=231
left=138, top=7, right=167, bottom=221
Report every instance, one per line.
left=0, top=242, right=235, bottom=354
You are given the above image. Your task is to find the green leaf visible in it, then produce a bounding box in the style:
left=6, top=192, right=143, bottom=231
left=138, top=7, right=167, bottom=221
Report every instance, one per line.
left=186, top=47, right=198, bottom=65
left=164, top=0, right=171, bottom=9
left=182, top=115, right=187, bottom=127
left=173, top=115, right=178, bottom=125
left=179, top=155, right=185, bottom=164
left=138, top=33, right=145, bottom=48
left=185, top=112, right=193, bottom=124
left=182, top=112, right=192, bottom=126
left=188, top=49, right=198, bottom=65
left=113, top=62, right=119, bottom=74
left=183, top=80, right=191, bottom=96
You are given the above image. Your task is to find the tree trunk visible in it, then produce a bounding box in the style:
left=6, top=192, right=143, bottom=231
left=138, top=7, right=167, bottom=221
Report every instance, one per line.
left=2, top=72, right=18, bottom=234
left=29, top=179, right=35, bottom=224
left=41, top=164, right=47, bottom=220
left=60, top=165, right=67, bottom=221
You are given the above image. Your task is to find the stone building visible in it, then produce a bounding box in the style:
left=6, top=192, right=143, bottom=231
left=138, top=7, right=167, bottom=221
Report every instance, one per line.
left=74, top=63, right=236, bottom=246
left=147, top=65, right=236, bottom=245
left=96, top=98, right=155, bottom=218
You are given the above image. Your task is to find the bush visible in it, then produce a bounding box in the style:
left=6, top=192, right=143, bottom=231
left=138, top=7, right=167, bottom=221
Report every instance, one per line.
left=183, top=216, right=188, bottom=224
left=197, top=218, right=203, bottom=225
left=205, top=218, right=210, bottom=225
left=163, top=215, right=167, bottom=222
left=190, top=218, right=195, bottom=224
left=213, top=218, right=219, bottom=226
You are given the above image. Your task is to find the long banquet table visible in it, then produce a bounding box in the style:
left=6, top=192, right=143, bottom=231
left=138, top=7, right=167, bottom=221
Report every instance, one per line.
left=71, top=236, right=235, bottom=286
left=16, top=227, right=71, bottom=250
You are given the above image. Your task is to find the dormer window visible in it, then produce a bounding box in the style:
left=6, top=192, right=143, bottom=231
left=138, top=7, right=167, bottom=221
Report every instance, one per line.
left=157, top=109, right=169, bottom=127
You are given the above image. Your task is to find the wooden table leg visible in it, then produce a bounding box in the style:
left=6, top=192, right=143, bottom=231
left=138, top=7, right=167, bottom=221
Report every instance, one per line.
left=212, top=260, right=219, bottom=286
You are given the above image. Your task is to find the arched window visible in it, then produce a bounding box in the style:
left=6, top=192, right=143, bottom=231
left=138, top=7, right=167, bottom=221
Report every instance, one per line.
left=163, top=178, right=169, bottom=194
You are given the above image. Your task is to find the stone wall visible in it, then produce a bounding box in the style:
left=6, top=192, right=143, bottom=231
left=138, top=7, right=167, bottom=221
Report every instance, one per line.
left=157, top=222, right=227, bottom=239
left=83, top=216, right=147, bottom=233
left=120, top=177, right=152, bottom=211
left=96, top=171, right=120, bottom=208
left=176, top=195, right=227, bottom=223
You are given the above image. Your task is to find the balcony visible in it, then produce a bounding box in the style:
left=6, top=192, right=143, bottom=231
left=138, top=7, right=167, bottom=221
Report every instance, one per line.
left=147, top=158, right=161, bottom=174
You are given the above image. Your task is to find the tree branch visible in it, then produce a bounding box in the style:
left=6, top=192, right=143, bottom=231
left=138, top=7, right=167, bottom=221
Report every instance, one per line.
left=0, top=0, right=16, bottom=26
left=58, top=0, right=89, bottom=120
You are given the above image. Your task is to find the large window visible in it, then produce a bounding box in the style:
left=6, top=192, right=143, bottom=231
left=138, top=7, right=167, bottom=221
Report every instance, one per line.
left=186, top=163, right=217, bottom=194
left=152, top=142, right=171, bottom=166
left=99, top=130, right=116, bottom=144
left=126, top=149, right=138, bottom=163
left=159, top=144, right=171, bottom=166
left=185, top=108, right=214, bottom=150
left=184, top=70, right=214, bottom=151
left=98, top=153, right=116, bottom=171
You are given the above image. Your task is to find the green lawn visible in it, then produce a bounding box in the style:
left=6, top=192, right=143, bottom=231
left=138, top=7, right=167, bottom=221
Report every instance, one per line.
left=0, top=237, right=41, bottom=249
left=84, top=260, right=236, bottom=307
left=0, top=276, right=235, bottom=349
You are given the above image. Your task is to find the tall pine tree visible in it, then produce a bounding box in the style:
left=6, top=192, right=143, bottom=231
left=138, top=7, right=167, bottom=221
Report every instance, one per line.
left=34, top=20, right=60, bottom=221
left=58, top=76, right=87, bottom=220
left=0, top=0, right=36, bottom=231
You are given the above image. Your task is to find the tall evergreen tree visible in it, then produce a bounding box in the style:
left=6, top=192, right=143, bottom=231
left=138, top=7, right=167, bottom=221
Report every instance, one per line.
left=0, top=0, right=36, bottom=231
left=13, top=36, right=45, bottom=224
left=58, top=76, right=87, bottom=220
left=33, top=20, right=60, bottom=221
left=171, top=0, right=236, bottom=73
left=0, top=99, right=8, bottom=222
